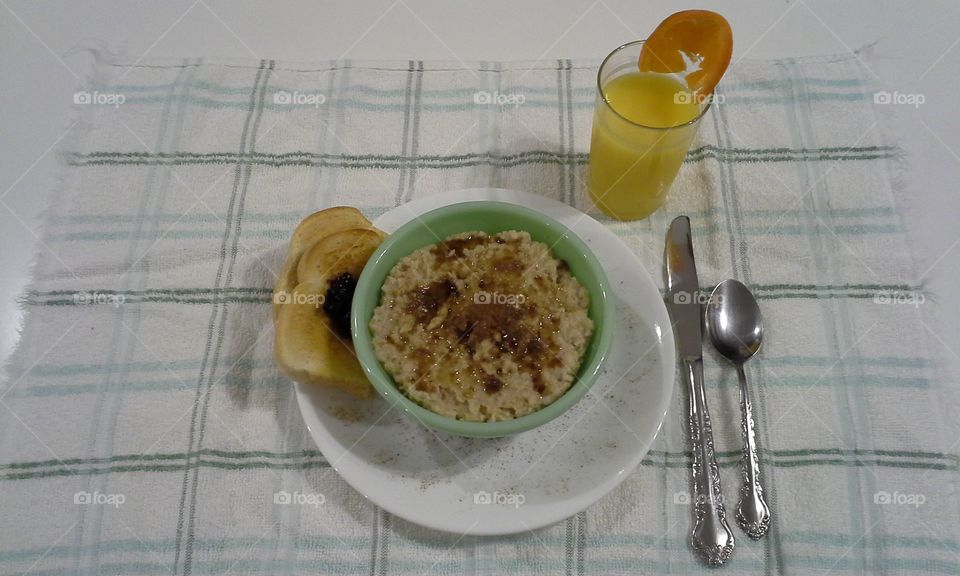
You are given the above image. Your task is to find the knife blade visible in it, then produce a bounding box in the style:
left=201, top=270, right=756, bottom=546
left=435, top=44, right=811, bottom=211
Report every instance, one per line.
left=665, top=216, right=703, bottom=360
left=665, top=216, right=736, bottom=566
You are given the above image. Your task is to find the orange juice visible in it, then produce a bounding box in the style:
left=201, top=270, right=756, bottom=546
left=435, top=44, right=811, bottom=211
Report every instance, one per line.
left=588, top=71, right=702, bottom=220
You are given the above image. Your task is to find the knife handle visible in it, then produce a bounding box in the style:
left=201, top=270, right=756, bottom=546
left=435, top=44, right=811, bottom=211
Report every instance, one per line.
left=684, top=358, right=736, bottom=566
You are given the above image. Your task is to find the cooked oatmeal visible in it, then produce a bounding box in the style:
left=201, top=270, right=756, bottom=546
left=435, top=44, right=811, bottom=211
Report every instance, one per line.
left=369, top=230, right=593, bottom=421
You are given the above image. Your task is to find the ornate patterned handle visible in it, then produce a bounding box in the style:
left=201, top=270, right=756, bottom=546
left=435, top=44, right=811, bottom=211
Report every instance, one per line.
left=685, top=358, right=736, bottom=566
left=736, top=364, right=771, bottom=539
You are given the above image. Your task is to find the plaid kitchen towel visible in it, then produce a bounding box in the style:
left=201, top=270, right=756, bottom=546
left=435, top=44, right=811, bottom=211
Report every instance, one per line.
left=1, top=51, right=958, bottom=576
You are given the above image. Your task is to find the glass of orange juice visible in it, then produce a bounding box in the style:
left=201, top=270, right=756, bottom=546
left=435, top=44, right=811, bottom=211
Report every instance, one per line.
left=588, top=40, right=711, bottom=221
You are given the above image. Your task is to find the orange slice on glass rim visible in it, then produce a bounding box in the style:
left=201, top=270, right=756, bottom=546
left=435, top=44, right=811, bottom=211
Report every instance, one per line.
left=638, top=10, right=733, bottom=97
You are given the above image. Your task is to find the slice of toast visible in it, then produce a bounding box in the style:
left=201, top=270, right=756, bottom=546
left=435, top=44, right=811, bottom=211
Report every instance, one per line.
left=274, top=281, right=373, bottom=399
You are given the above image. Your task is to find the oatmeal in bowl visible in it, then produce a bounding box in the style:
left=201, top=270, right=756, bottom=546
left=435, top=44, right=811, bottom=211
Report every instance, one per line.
left=370, top=230, right=594, bottom=422
left=351, top=202, right=614, bottom=437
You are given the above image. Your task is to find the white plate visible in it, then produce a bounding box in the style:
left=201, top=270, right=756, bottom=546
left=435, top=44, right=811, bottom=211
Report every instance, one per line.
left=294, top=188, right=676, bottom=535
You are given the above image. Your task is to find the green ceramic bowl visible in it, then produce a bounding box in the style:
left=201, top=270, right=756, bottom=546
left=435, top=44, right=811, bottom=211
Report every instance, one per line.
left=351, top=201, right=614, bottom=438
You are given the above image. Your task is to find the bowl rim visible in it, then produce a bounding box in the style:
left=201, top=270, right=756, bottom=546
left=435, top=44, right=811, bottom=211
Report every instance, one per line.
left=350, top=201, right=615, bottom=437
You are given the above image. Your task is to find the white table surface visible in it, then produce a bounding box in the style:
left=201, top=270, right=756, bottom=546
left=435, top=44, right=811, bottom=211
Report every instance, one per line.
left=2, top=0, right=958, bottom=377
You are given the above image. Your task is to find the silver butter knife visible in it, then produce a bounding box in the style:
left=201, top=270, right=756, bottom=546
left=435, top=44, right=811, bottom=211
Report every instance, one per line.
left=665, top=216, right=735, bottom=566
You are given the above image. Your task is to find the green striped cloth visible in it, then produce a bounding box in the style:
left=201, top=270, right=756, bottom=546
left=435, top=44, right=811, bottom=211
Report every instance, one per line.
left=2, top=52, right=958, bottom=575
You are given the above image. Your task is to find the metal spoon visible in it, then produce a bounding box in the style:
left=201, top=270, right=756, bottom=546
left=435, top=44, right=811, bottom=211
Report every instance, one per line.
left=705, top=279, right=771, bottom=540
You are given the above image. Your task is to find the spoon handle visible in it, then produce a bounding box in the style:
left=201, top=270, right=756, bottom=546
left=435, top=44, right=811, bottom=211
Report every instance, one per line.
left=736, top=364, right=771, bottom=539
left=685, top=358, right=735, bottom=566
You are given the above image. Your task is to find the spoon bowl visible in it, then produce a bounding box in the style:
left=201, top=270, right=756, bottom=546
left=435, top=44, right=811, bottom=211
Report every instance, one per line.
left=705, top=279, right=763, bottom=364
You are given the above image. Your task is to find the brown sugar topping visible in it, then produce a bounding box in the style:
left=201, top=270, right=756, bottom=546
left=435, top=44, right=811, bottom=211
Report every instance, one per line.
left=430, top=235, right=488, bottom=263
left=407, top=278, right=458, bottom=323
left=483, top=375, right=504, bottom=394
